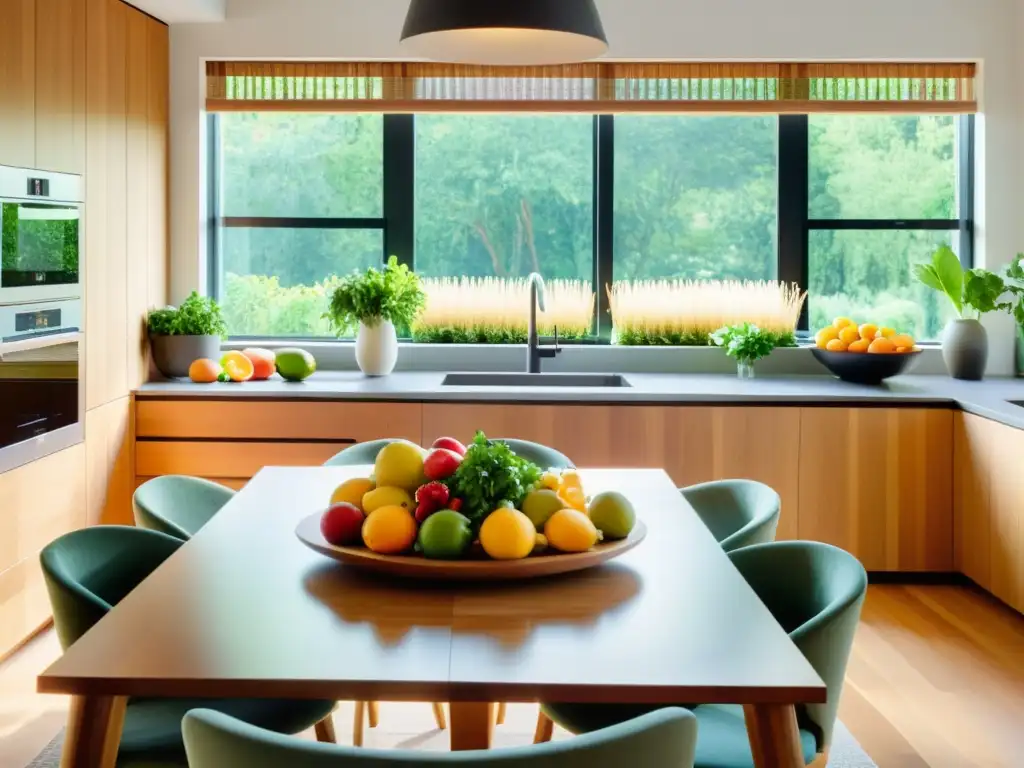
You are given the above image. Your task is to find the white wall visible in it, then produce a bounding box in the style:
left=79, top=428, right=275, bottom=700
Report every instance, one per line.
left=169, top=0, right=1022, bottom=373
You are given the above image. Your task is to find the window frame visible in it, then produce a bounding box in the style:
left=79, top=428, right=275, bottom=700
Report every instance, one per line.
left=207, top=112, right=975, bottom=341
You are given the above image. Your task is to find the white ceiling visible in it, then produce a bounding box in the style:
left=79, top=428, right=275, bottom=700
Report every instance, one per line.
left=124, top=0, right=225, bottom=23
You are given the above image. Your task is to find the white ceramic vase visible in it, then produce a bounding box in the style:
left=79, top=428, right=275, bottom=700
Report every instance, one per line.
left=355, top=319, right=398, bottom=377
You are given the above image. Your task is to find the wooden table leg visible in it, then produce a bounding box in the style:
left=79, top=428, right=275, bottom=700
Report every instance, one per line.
left=449, top=702, right=494, bottom=751
left=743, top=704, right=804, bottom=768
left=61, top=695, right=126, bottom=768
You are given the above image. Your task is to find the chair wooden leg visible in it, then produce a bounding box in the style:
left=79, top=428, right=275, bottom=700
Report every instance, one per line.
left=495, top=702, right=506, bottom=725
left=533, top=711, right=554, bottom=744
left=352, top=701, right=366, bottom=747
left=314, top=713, right=336, bottom=743
left=432, top=701, right=447, bottom=730
left=367, top=701, right=380, bottom=728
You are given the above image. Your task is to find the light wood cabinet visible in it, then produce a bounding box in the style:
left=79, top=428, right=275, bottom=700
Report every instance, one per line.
left=421, top=404, right=801, bottom=540
left=0, top=0, right=36, bottom=168
left=798, top=408, right=953, bottom=572
left=35, top=0, right=87, bottom=173
left=954, top=412, right=1024, bottom=610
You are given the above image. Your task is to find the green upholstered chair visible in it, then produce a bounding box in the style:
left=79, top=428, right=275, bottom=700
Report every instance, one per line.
left=496, top=439, right=574, bottom=470
left=183, top=706, right=698, bottom=768
left=539, top=541, right=868, bottom=768
left=133, top=475, right=236, bottom=541
left=680, top=480, right=780, bottom=553
left=324, top=439, right=408, bottom=467
left=40, top=526, right=337, bottom=767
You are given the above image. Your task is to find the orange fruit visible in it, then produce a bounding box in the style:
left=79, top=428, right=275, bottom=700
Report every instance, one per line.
left=220, top=351, right=255, bottom=382
left=826, top=338, right=848, bottom=352
left=896, top=346, right=910, bottom=353
left=890, top=333, right=915, bottom=349
left=847, top=338, right=871, bottom=353
left=815, top=326, right=839, bottom=349
left=878, top=327, right=897, bottom=339
left=242, top=347, right=276, bottom=380
left=362, top=505, right=417, bottom=554
left=838, top=325, right=860, bottom=345
left=868, top=337, right=896, bottom=354
left=833, top=317, right=855, bottom=330
left=858, top=323, right=879, bottom=341
left=188, top=358, right=222, bottom=383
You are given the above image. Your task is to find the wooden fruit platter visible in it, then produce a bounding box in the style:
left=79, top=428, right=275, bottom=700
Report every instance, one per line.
left=295, top=513, right=647, bottom=582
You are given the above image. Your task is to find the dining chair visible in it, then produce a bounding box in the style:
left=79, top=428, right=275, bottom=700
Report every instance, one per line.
left=536, top=540, right=868, bottom=768
left=679, top=479, right=780, bottom=553
left=496, top=439, right=574, bottom=470
left=183, top=706, right=698, bottom=768
left=324, top=439, right=406, bottom=466
left=133, top=475, right=237, bottom=540
left=40, top=526, right=338, bottom=766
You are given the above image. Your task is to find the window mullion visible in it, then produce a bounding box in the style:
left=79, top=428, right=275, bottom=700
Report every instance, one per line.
left=957, top=114, right=975, bottom=269
left=594, top=114, right=614, bottom=341
left=777, top=114, right=810, bottom=330
left=384, top=114, right=415, bottom=269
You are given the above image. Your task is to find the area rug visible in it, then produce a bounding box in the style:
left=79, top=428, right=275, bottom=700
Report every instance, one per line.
left=28, top=718, right=876, bottom=767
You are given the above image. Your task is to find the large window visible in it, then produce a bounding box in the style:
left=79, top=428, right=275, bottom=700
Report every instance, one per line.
left=210, top=112, right=972, bottom=340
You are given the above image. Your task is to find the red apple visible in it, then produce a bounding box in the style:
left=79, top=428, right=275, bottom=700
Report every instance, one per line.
left=424, top=448, right=463, bottom=481
left=320, top=502, right=364, bottom=546
left=431, top=436, right=467, bottom=456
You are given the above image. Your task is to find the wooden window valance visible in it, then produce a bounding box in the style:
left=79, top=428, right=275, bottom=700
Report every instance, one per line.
left=205, top=61, right=977, bottom=114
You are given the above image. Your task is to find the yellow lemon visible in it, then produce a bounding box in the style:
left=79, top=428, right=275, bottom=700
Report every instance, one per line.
left=361, top=505, right=417, bottom=554
left=858, top=323, right=878, bottom=341
left=558, top=469, right=584, bottom=494
left=833, top=317, right=854, bottom=330
left=362, top=486, right=414, bottom=514
left=838, top=325, right=860, bottom=346
left=890, top=333, right=915, bottom=349
left=373, top=441, right=427, bottom=493
left=814, top=326, right=839, bottom=349
left=826, top=338, right=848, bottom=352
left=330, top=477, right=375, bottom=511
left=545, top=509, right=600, bottom=553
left=479, top=508, right=536, bottom=560
left=539, top=471, right=561, bottom=491
left=879, top=327, right=897, bottom=339
left=558, top=487, right=587, bottom=513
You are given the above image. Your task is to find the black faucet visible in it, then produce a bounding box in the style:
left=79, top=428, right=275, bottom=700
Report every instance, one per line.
left=527, top=273, right=561, bottom=374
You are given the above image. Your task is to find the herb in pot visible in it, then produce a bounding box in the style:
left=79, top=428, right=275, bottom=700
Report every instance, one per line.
left=325, top=256, right=425, bottom=335
left=711, top=322, right=779, bottom=377
left=449, top=432, right=543, bottom=526
left=146, top=292, right=227, bottom=338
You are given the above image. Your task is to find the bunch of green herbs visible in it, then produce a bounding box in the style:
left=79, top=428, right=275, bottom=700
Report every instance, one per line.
left=710, top=322, right=781, bottom=364
left=326, top=256, right=425, bottom=334
left=146, top=292, right=227, bottom=338
left=449, top=431, right=543, bottom=526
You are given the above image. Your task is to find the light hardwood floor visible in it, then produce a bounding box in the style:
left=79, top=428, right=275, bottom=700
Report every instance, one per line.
left=1, top=584, right=1022, bottom=767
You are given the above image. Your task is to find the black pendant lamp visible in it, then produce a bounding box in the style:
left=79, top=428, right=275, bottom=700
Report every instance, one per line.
left=400, top=0, right=608, bottom=66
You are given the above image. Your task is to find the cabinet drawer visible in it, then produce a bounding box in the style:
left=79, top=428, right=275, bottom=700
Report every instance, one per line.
left=136, top=399, right=422, bottom=442
left=136, top=441, right=349, bottom=479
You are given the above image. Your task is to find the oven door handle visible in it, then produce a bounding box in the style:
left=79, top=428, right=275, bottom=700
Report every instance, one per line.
left=16, top=417, right=47, bottom=430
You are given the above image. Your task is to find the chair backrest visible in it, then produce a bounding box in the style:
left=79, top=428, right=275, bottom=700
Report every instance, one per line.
left=727, top=541, right=867, bottom=751
left=183, top=707, right=696, bottom=768
left=323, top=439, right=408, bottom=467
left=133, top=475, right=237, bottom=540
left=680, top=479, right=780, bottom=552
left=40, top=526, right=183, bottom=650
left=496, top=439, right=574, bottom=470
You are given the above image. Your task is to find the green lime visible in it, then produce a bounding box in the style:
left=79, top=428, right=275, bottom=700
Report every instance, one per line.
left=521, top=488, right=564, bottom=530
left=217, top=372, right=230, bottom=383
left=587, top=491, right=636, bottom=540
left=417, top=509, right=473, bottom=560
left=275, top=348, right=317, bottom=382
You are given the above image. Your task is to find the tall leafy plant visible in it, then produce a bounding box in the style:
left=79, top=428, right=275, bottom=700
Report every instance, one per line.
left=146, top=292, right=227, bottom=338
left=913, top=245, right=1006, bottom=319
left=326, top=256, right=425, bottom=335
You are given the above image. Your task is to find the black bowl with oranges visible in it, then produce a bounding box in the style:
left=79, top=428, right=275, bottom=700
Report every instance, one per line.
left=812, top=321, right=921, bottom=385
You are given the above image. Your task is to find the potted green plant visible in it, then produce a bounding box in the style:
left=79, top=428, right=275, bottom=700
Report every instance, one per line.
left=913, top=245, right=1005, bottom=380
left=147, top=292, right=227, bottom=379
left=710, top=322, right=780, bottom=378
left=326, top=257, right=425, bottom=376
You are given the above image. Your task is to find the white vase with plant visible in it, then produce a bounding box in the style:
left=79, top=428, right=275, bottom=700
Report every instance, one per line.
left=326, top=256, right=425, bottom=377
left=913, top=245, right=1009, bottom=381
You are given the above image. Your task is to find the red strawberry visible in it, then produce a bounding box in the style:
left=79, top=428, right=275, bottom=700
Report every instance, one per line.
left=448, top=498, right=463, bottom=512
left=415, top=481, right=450, bottom=508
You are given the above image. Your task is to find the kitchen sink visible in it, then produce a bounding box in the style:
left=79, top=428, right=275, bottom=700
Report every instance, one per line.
left=441, top=373, right=632, bottom=388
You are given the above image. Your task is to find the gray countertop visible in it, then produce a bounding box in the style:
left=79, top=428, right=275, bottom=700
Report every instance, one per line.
left=136, top=372, right=1024, bottom=430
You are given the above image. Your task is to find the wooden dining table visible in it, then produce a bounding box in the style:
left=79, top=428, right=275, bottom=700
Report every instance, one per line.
left=38, top=466, right=825, bottom=768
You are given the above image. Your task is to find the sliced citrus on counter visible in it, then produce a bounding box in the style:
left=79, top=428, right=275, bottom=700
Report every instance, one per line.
left=220, top=351, right=255, bottom=382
